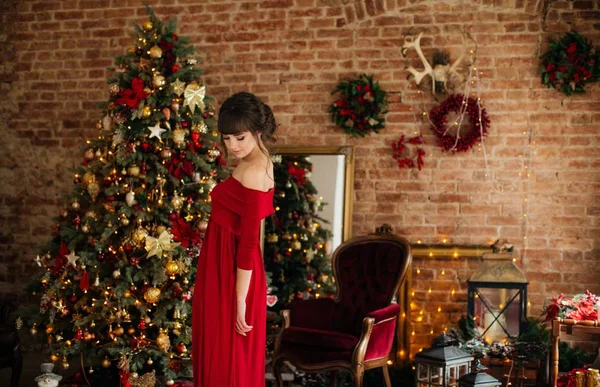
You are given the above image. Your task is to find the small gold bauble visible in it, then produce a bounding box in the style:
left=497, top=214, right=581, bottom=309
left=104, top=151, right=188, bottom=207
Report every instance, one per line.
left=147, top=358, right=153, bottom=365
left=60, top=209, right=69, bottom=218
left=113, top=325, right=124, bottom=337
left=30, top=326, right=38, bottom=335
left=148, top=45, right=163, bottom=59
left=165, top=260, right=180, bottom=277
left=292, top=240, right=302, bottom=250
left=144, top=287, right=161, bottom=304
left=127, top=165, right=140, bottom=177
left=142, top=20, right=153, bottom=31
left=142, top=106, right=152, bottom=118
left=81, top=224, right=90, bottom=233
left=72, top=201, right=80, bottom=210
left=161, top=148, right=172, bottom=159
left=109, top=83, right=120, bottom=96
left=157, top=331, right=170, bottom=352
left=45, top=323, right=54, bottom=334
left=112, top=269, right=121, bottom=279
left=152, top=75, right=166, bottom=88
left=165, top=380, right=175, bottom=386
left=182, top=277, right=189, bottom=285
left=84, top=149, right=95, bottom=160
left=87, top=181, right=100, bottom=201
left=121, top=217, right=130, bottom=226
left=101, top=357, right=111, bottom=368
left=267, top=234, right=279, bottom=244
left=155, top=225, right=167, bottom=235
left=128, top=327, right=136, bottom=335
left=171, top=194, right=184, bottom=211
left=82, top=172, right=95, bottom=186
left=50, top=354, right=59, bottom=362
left=132, top=226, right=148, bottom=246
left=197, top=219, right=208, bottom=232
left=172, top=128, right=186, bottom=147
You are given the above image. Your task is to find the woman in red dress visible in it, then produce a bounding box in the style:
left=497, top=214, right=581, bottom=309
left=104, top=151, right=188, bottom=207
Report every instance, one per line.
left=192, top=92, right=276, bottom=386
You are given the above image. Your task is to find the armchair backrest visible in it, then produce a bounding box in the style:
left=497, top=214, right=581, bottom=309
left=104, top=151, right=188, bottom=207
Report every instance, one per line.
left=331, top=232, right=411, bottom=336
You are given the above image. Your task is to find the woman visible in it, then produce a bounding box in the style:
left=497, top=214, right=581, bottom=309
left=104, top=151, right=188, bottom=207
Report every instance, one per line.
left=192, top=92, right=276, bottom=386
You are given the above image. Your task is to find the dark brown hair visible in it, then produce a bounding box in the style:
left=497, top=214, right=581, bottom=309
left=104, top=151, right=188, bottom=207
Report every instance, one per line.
left=217, top=92, right=277, bottom=158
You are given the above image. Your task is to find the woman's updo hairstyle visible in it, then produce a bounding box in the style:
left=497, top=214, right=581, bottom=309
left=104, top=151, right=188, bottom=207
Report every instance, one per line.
left=217, top=92, right=277, bottom=157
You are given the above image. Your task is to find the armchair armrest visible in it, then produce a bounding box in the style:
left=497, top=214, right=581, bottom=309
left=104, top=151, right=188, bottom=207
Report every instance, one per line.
left=366, top=304, right=400, bottom=324
left=287, top=298, right=337, bottom=330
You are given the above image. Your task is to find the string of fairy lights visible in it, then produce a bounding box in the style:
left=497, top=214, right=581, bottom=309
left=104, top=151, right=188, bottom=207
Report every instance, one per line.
left=402, top=34, right=536, bottom=358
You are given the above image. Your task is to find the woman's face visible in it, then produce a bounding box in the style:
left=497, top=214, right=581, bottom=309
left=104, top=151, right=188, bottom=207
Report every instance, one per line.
left=222, top=131, right=258, bottom=159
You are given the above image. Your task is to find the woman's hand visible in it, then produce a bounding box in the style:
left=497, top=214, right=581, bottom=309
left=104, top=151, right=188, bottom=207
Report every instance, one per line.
left=236, top=299, right=253, bottom=336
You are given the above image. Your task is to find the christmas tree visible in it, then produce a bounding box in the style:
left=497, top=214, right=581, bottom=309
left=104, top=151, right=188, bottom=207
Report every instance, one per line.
left=24, top=8, right=226, bottom=383
left=264, top=155, right=336, bottom=335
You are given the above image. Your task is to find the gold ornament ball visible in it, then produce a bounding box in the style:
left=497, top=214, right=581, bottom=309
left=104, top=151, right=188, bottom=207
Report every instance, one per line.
left=165, top=260, right=180, bottom=277
left=128, top=327, right=136, bottom=335
left=142, top=20, right=153, bottom=31
left=157, top=331, right=170, bottom=352
left=60, top=209, right=69, bottom=218
left=292, top=240, right=302, bottom=250
left=121, top=217, right=130, bottom=226
left=161, top=148, right=172, bottom=159
left=30, top=326, right=38, bottom=335
left=149, top=45, right=163, bottom=58
left=101, top=357, right=111, bottom=368
left=72, top=201, right=80, bottom=210
left=109, top=83, right=120, bottom=96
left=50, top=354, right=59, bottom=362
left=112, top=269, right=121, bottom=279
left=166, top=380, right=175, bottom=386
left=62, top=360, right=70, bottom=370
left=197, top=219, right=208, bottom=232
left=144, top=287, right=161, bottom=304
left=171, top=195, right=184, bottom=211
left=81, top=224, right=90, bottom=233
left=142, top=106, right=152, bottom=118
left=147, top=358, right=153, bottom=365
left=84, top=149, right=95, bottom=160
left=113, top=325, right=124, bottom=337
left=82, top=172, right=95, bottom=186
left=128, top=165, right=140, bottom=177
left=156, top=225, right=167, bottom=234
left=172, top=128, right=187, bottom=147
left=152, top=75, right=166, bottom=88
left=87, top=182, right=100, bottom=201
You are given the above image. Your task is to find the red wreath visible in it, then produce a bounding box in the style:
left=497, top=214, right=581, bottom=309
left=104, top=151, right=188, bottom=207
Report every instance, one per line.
left=429, top=94, right=490, bottom=152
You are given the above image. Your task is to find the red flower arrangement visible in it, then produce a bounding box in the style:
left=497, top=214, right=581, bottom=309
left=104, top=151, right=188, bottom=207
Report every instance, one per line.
left=115, top=77, right=149, bottom=108
left=392, top=135, right=426, bottom=170
left=540, top=31, right=600, bottom=96
left=170, top=214, right=201, bottom=248
left=329, top=74, right=388, bottom=137
left=544, top=290, right=599, bottom=322
left=429, top=94, right=490, bottom=153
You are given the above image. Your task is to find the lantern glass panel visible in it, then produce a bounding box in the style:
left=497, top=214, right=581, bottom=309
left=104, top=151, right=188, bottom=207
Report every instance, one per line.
left=473, top=287, right=521, bottom=342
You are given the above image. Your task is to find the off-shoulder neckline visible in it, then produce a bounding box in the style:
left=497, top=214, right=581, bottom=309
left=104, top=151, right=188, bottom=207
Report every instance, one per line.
left=228, top=176, right=274, bottom=194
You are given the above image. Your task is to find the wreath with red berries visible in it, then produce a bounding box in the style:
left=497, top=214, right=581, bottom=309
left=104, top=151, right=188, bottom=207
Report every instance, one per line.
left=540, top=31, right=600, bottom=96
left=429, top=94, right=490, bottom=153
left=329, top=74, right=388, bottom=137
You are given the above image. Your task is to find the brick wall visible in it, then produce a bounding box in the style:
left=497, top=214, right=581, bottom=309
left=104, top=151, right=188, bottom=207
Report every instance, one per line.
left=1, top=0, right=599, bottom=357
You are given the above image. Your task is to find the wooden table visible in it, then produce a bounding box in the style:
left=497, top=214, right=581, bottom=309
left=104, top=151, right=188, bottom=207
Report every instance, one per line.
left=551, top=318, right=600, bottom=387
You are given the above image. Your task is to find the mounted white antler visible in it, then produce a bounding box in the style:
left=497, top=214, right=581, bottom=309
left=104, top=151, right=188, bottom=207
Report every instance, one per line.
left=402, top=31, right=476, bottom=94
left=401, top=32, right=434, bottom=91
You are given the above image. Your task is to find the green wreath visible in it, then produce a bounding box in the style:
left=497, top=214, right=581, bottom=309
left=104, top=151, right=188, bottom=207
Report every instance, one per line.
left=540, top=31, right=600, bottom=96
left=328, top=74, right=388, bottom=137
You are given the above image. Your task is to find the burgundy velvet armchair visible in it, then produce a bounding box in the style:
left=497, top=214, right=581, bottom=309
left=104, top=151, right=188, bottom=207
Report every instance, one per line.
left=273, top=227, right=412, bottom=387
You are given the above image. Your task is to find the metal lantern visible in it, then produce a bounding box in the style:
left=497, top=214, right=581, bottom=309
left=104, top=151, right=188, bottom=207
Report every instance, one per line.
left=415, top=333, right=474, bottom=387
left=458, top=361, right=502, bottom=387
left=467, top=252, right=528, bottom=343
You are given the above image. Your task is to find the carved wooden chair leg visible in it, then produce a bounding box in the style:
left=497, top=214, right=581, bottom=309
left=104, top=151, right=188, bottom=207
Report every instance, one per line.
left=352, top=366, right=364, bottom=387
left=272, top=358, right=284, bottom=387
left=382, top=364, right=392, bottom=387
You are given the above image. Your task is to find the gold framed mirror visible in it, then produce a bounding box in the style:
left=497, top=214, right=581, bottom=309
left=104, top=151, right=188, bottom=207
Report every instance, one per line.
left=262, top=145, right=355, bottom=253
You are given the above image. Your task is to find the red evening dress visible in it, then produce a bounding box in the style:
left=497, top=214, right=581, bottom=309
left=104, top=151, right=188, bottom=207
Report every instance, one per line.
left=192, top=176, right=274, bottom=387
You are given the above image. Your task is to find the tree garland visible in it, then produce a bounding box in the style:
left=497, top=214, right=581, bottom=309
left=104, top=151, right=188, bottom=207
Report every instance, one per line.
left=540, top=31, right=600, bottom=96
left=429, top=94, right=490, bottom=153
left=329, top=74, right=388, bottom=137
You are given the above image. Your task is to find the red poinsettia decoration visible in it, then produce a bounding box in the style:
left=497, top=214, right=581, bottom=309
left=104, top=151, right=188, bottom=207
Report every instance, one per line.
left=165, top=152, right=194, bottom=179
left=170, top=215, right=201, bottom=248
left=288, top=163, right=307, bottom=186
left=545, top=290, right=599, bottom=321
left=115, top=78, right=149, bottom=108
left=392, top=134, right=426, bottom=170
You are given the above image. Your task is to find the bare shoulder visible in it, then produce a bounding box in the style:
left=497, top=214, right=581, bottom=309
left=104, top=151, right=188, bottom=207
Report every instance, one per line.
left=238, top=163, right=273, bottom=192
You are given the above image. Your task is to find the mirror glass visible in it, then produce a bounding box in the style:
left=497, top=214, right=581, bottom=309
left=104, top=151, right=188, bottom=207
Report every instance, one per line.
left=261, top=146, right=354, bottom=313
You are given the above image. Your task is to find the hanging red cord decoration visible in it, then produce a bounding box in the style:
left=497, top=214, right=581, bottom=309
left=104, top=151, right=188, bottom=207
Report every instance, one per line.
left=429, top=94, right=490, bottom=152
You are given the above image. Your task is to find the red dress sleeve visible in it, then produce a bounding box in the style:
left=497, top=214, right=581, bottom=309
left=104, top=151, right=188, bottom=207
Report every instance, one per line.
left=212, top=177, right=274, bottom=270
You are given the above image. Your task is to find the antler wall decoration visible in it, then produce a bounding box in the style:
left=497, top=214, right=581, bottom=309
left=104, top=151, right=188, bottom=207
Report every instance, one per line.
left=401, top=31, right=476, bottom=94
